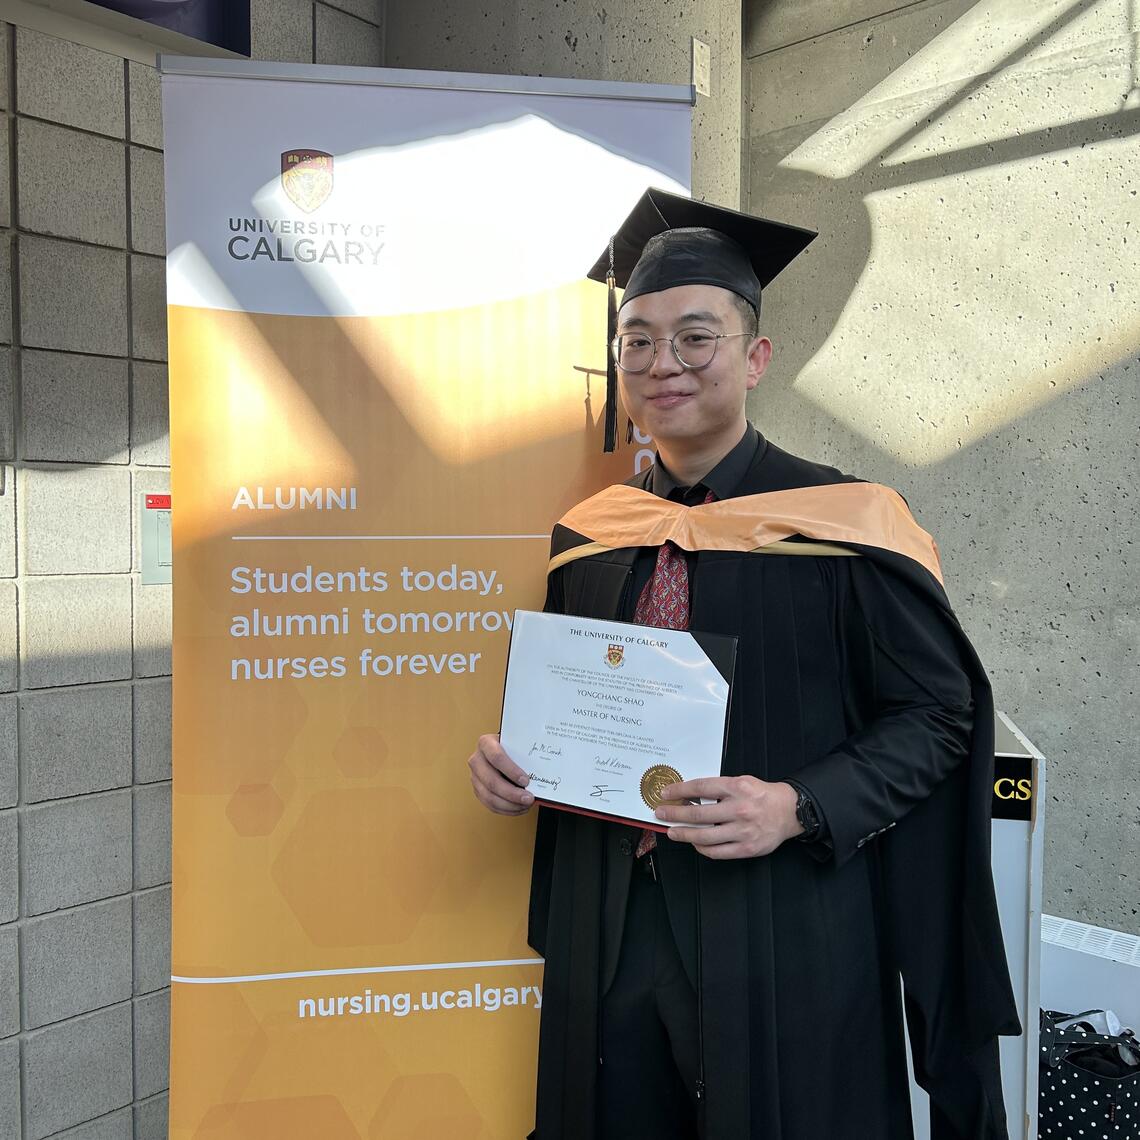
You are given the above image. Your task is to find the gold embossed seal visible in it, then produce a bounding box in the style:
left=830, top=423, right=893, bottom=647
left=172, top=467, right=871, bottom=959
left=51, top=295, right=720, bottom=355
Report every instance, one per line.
left=640, top=764, right=683, bottom=810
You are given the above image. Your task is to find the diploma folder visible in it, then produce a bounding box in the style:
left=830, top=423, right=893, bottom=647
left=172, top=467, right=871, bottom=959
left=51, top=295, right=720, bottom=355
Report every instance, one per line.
left=499, top=610, right=737, bottom=831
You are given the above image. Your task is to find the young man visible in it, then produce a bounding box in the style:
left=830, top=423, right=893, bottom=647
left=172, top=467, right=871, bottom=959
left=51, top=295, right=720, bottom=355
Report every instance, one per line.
left=468, top=190, right=1019, bottom=1139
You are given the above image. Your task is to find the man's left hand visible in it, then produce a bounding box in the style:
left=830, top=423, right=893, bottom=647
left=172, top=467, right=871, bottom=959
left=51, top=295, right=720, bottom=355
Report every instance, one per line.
left=655, top=777, right=802, bottom=859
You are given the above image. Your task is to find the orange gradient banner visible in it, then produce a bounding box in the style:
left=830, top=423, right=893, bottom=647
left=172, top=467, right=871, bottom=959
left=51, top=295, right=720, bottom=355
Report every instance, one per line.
left=162, top=62, right=691, bottom=1139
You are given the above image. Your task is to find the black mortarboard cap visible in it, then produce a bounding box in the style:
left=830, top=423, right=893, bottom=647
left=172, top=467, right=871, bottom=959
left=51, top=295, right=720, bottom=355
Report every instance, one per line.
left=589, top=187, right=817, bottom=311
left=588, top=188, right=816, bottom=450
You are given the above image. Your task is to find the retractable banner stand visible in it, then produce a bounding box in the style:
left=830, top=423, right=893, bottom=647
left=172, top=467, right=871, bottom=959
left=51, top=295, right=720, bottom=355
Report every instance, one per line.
left=160, top=60, right=690, bottom=1138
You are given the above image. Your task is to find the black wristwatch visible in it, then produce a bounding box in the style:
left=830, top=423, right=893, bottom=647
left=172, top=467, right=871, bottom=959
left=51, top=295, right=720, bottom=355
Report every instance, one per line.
left=787, top=781, right=823, bottom=843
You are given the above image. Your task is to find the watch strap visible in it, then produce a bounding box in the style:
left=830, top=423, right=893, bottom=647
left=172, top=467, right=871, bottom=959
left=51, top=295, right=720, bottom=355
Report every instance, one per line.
left=786, top=779, right=823, bottom=843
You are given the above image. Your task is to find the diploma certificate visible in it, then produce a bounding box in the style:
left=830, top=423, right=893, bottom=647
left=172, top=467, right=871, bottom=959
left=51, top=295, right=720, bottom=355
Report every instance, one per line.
left=499, top=610, right=736, bottom=829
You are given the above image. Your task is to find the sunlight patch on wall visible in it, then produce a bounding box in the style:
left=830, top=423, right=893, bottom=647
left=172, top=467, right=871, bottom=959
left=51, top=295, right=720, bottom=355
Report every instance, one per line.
left=777, top=0, right=1114, bottom=181
left=252, top=114, right=686, bottom=319
left=788, top=134, right=1140, bottom=466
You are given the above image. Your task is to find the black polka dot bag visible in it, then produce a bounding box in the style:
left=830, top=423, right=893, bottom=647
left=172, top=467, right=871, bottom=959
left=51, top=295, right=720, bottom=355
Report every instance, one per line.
left=1039, top=1008, right=1140, bottom=1137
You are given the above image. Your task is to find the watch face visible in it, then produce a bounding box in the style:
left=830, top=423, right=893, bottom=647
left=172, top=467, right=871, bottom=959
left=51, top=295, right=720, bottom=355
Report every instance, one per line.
left=796, top=791, right=820, bottom=837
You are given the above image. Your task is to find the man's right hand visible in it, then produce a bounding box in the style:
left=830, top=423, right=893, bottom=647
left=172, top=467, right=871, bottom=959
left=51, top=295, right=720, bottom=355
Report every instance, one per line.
left=468, top=733, right=535, bottom=815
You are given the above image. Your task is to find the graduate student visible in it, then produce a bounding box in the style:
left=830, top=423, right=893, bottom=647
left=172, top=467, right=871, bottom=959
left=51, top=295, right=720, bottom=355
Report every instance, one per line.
left=468, top=189, right=1020, bottom=1140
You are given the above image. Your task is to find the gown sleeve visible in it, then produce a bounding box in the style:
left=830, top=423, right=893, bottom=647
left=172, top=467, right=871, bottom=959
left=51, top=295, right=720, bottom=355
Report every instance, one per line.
left=791, top=558, right=976, bottom=866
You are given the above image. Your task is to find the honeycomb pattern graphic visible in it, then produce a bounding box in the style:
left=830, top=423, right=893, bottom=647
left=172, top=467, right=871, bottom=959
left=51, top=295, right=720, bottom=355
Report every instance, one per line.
left=196, top=1095, right=361, bottom=1138
left=225, top=783, right=286, bottom=837
left=368, top=1073, right=487, bottom=1139
left=334, top=725, right=389, bottom=778
left=270, top=787, right=447, bottom=947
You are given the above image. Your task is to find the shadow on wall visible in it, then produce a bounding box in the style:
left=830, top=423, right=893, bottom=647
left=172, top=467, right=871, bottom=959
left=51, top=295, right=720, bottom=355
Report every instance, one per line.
left=741, top=0, right=1139, bottom=931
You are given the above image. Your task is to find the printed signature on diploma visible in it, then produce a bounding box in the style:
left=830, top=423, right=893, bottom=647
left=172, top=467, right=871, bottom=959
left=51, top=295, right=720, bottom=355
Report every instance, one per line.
left=527, top=772, right=561, bottom=791
left=529, top=742, right=563, bottom=758
left=590, top=785, right=621, bottom=799
left=594, top=755, right=632, bottom=772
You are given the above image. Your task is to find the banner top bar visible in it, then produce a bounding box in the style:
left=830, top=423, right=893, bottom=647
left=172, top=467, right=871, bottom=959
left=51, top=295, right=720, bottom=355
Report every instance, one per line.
left=158, top=56, right=695, bottom=105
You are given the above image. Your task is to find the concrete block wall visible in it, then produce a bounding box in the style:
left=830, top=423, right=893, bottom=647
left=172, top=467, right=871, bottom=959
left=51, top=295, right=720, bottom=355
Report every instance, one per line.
left=0, top=4, right=384, bottom=1137
left=743, top=0, right=1138, bottom=933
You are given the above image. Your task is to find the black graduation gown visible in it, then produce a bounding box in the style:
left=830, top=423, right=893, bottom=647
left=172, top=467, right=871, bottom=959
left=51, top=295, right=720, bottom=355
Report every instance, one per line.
left=527, top=439, right=1021, bottom=1140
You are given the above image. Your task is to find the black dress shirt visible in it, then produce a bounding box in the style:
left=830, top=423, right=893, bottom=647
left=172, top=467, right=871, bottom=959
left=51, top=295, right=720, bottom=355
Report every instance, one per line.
left=629, top=423, right=761, bottom=608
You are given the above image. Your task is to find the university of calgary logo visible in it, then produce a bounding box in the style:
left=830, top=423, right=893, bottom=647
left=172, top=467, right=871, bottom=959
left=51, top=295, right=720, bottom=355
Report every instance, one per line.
left=606, top=644, right=625, bottom=669
left=280, top=149, right=333, bottom=213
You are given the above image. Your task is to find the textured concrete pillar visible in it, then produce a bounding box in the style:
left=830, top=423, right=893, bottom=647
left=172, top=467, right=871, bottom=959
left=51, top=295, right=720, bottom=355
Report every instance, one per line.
left=743, top=0, right=1139, bottom=932
left=385, top=0, right=743, bottom=208
left=250, top=0, right=385, bottom=65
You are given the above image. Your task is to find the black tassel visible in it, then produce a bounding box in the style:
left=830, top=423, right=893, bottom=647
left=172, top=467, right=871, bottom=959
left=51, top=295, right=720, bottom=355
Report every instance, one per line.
left=603, top=238, right=618, bottom=452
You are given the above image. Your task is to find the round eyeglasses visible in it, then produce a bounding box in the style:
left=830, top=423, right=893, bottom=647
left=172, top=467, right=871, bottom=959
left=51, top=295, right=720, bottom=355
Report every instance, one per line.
left=610, top=327, right=753, bottom=373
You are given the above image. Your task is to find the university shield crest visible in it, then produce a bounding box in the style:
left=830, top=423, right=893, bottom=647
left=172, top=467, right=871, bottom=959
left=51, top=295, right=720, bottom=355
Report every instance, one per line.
left=280, top=150, right=333, bottom=213
left=606, top=644, right=625, bottom=669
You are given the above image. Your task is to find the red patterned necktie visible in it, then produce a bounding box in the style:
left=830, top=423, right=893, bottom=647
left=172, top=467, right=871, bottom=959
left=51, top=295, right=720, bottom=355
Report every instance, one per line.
left=633, top=489, right=714, bottom=858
